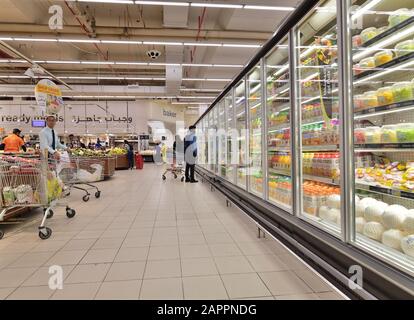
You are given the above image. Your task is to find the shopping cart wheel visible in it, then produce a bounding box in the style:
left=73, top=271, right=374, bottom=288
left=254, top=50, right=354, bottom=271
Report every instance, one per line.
left=39, top=227, right=52, bottom=240
left=66, top=208, right=76, bottom=218
left=181, top=177, right=184, bottom=182
left=82, top=195, right=90, bottom=202
left=0, top=229, right=4, bottom=240
left=44, top=209, right=54, bottom=219
left=95, top=191, right=101, bottom=198
left=162, top=175, right=166, bottom=181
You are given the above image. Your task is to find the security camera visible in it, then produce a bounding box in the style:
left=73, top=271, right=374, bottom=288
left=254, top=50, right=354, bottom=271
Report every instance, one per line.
left=146, top=49, right=161, bottom=60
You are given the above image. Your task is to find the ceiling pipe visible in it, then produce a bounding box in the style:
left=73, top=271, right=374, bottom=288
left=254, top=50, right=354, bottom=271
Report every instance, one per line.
left=0, top=40, right=72, bottom=89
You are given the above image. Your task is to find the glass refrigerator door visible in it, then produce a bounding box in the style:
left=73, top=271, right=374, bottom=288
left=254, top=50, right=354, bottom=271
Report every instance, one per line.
left=235, top=80, right=248, bottom=189
left=208, top=110, right=216, bottom=173
left=225, top=92, right=235, bottom=182
left=266, top=36, right=292, bottom=211
left=350, top=0, right=414, bottom=275
left=296, top=0, right=342, bottom=235
left=218, top=100, right=227, bottom=178
left=248, top=65, right=264, bottom=197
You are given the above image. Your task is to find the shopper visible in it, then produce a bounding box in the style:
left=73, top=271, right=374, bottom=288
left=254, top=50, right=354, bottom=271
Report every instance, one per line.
left=124, top=140, right=134, bottom=170
left=173, top=135, right=184, bottom=166
left=2, top=128, right=26, bottom=153
left=154, top=141, right=162, bottom=165
left=95, top=138, right=103, bottom=149
left=39, top=115, right=69, bottom=160
left=184, top=125, right=198, bottom=183
left=67, top=134, right=79, bottom=149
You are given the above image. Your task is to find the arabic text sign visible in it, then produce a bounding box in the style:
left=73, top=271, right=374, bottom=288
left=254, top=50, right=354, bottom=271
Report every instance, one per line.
left=73, top=115, right=133, bottom=124
left=35, top=79, right=64, bottom=115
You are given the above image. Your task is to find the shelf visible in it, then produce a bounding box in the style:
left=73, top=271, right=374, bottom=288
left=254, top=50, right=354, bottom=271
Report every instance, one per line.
left=302, top=145, right=339, bottom=152
left=269, top=168, right=291, bottom=177
left=303, top=174, right=339, bottom=185
left=355, top=143, right=414, bottom=152
left=354, top=100, right=414, bottom=119
left=267, top=84, right=290, bottom=100
left=356, top=181, right=414, bottom=201
left=268, top=125, right=289, bottom=132
left=354, top=51, right=414, bottom=83
left=268, top=146, right=290, bottom=152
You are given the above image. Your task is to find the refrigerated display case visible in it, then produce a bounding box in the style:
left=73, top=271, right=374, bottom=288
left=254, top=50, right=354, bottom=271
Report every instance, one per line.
left=296, top=0, right=342, bottom=235
left=349, top=0, right=414, bottom=275
left=194, top=0, right=414, bottom=298
left=266, top=36, right=292, bottom=211
left=235, top=81, right=248, bottom=189
left=218, top=100, right=227, bottom=178
left=248, top=65, right=264, bottom=197
left=225, top=92, right=235, bottom=183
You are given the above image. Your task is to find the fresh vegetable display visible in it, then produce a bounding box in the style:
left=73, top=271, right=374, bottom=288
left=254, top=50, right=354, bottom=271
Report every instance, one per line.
left=108, top=147, right=127, bottom=156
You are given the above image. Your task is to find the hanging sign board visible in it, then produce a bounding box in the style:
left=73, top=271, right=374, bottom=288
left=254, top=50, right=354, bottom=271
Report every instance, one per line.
left=35, top=79, right=64, bottom=115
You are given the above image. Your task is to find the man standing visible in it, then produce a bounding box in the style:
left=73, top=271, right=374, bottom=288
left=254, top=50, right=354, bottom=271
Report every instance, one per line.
left=39, top=115, right=69, bottom=160
left=184, top=125, right=198, bottom=183
left=2, top=128, right=26, bottom=152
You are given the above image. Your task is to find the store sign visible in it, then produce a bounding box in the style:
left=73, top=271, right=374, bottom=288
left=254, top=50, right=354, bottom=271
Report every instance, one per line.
left=163, top=109, right=176, bottom=118
left=73, top=115, right=133, bottom=124
left=35, top=79, right=64, bottom=115
left=0, top=114, right=64, bottom=124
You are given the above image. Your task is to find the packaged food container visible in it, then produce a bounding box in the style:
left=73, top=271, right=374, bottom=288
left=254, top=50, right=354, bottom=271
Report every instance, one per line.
left=354, top=95, right=365, bottom=111
left=361, top=27, right=378, bottom=43
left=377, top=87, right=394, bottom=106
left=396, top=123, right=414, bottom=143
left=364, top=127, right=381, bottom=144
left=354, top=128, right=366, bottom=144
left=352, top=35, right=363, bottom=48
left=381, top=125, right=398, bottom=143
left=395, top=40, right=414, bottom=57
left=362, top=91, right=379, bottom=109
left=374, top=50, right=393, bottom=66
left=388, top=9, right=412, bottom=28
left=353, top=64, right=363, bottom=76
left=392, top=82, right=414, bottom=102
left=359, top=57, right=376, bottom=69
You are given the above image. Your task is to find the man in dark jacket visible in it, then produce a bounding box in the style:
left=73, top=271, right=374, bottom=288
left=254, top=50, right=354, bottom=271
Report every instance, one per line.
left=184, top=125, right=198, bottom=183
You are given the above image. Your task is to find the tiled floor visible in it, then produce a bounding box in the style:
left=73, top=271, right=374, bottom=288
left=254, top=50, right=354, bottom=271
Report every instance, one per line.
left=0, top=165, right=346, bottom=300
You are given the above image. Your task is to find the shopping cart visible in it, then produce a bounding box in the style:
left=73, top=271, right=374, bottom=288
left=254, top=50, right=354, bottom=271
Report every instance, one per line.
left=0, top=155, right=76, bottom=240
left=162, top=150, right=185, bottom=182
left=57, top=155, right=104, bottom=202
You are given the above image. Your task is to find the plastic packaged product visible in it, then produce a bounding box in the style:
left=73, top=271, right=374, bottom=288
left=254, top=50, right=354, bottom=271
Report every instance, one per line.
left=403, top=210, right=414, bottom=233
left=388, top=8, right=412, bottom=28
left=392, top=82, right=414, bottom=102
left=354, top=128, right=366, bottom=144
left=374, top=50, right=393, bottom=66
left=382, top=229, right=404, bottom=251
left=352, top=35, right=363, bottom=48
left=326, top=194, right=341, bottom=209
left=377, top=87, right=394, bottom=106
left=396, top=123, right=414, bottom=143
left=365, top=201, right=388, bottom=222
left=380, top=125, right=398, bottom=143
left=362, top=91, right=378, bottom=109
left=364, top=126, right=381, bottom=144
left=356, top=217, right=366, bottom=233
left=401, top=235, right=414, bottom=257
left=359, top=57, right=376, bottom=69
left=382, top=205, right=408, bottom=229
left=14, top=185, right=33, bottom=204
left=353, top=64, right=363, bottom=76
left=2, top=187, right=15, bottom=206
left=363, top=221, right=385, bottom=241
left=354, top=95, right=365, bottom=111
left=394, top=40, right=414, bottom=57
left=360, top=27, right=378, bottom=43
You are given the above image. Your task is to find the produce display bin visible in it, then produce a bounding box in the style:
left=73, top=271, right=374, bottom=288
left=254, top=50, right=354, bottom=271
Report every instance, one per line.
left=115, top=154, right=129, bottom=169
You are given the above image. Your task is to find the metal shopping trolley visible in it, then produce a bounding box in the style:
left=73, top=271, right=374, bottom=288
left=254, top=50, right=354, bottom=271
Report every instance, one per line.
left=57, top=155, right=104, bottom=202
left=161, top=150, right=185, bottom=182
left=0, top=155, right=76, bottom=240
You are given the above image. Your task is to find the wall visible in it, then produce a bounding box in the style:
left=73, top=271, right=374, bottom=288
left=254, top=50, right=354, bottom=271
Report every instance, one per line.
left=0, top=99, right=185, bottom=137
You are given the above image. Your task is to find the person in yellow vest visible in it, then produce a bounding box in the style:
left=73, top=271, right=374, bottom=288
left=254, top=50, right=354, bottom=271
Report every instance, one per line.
left=2, top=129, right=26, bottom=153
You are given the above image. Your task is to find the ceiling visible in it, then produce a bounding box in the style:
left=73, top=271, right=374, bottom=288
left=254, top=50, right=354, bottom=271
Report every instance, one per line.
left=0, top=0, right=301, bottom=106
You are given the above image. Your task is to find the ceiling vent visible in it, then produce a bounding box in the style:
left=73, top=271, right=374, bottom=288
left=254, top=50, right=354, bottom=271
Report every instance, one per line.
left=147, top=50, right=162, bottom=60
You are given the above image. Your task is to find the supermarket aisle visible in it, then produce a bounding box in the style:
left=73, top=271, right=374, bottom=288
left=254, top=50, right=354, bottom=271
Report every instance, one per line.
left=0, top=165, right=345, bottom=300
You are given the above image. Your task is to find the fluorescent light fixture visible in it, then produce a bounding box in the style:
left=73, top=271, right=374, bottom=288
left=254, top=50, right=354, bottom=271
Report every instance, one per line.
left=114, top=61, right=148, bottom=65
left=172, top=102, right=208, bottom=105
left=177, top=96, right=215, bottom=99
left=0, top=37, right=13, bottom=41
left=182, top=78, right=231, bottom=82
left=184, top=42, right=222, bottom=47
left=43, top=60, right=82, bottom=64
left=81, top=61, right=115, bottom=65
left=352, top=0, right=383, bottom=20
left=78, top=0, right=134, bottom=3
left=14, top=37, right=58, bottom=42
left=135, top=1, right=188, bottom=6
left=143, top=41, right=183, bottom=46
left=180, top=88, right=222, bottom=92
left=223, top=43, right=261, bottom=48
left=213, top=64, right=243, bottom=68
left=191, top=3, right=243, bottom=8
left=243, top=5, right=294, bottom=11
left=101, top=40, right=142, bottom=44
left=59, top=39, right=100, bottom=43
